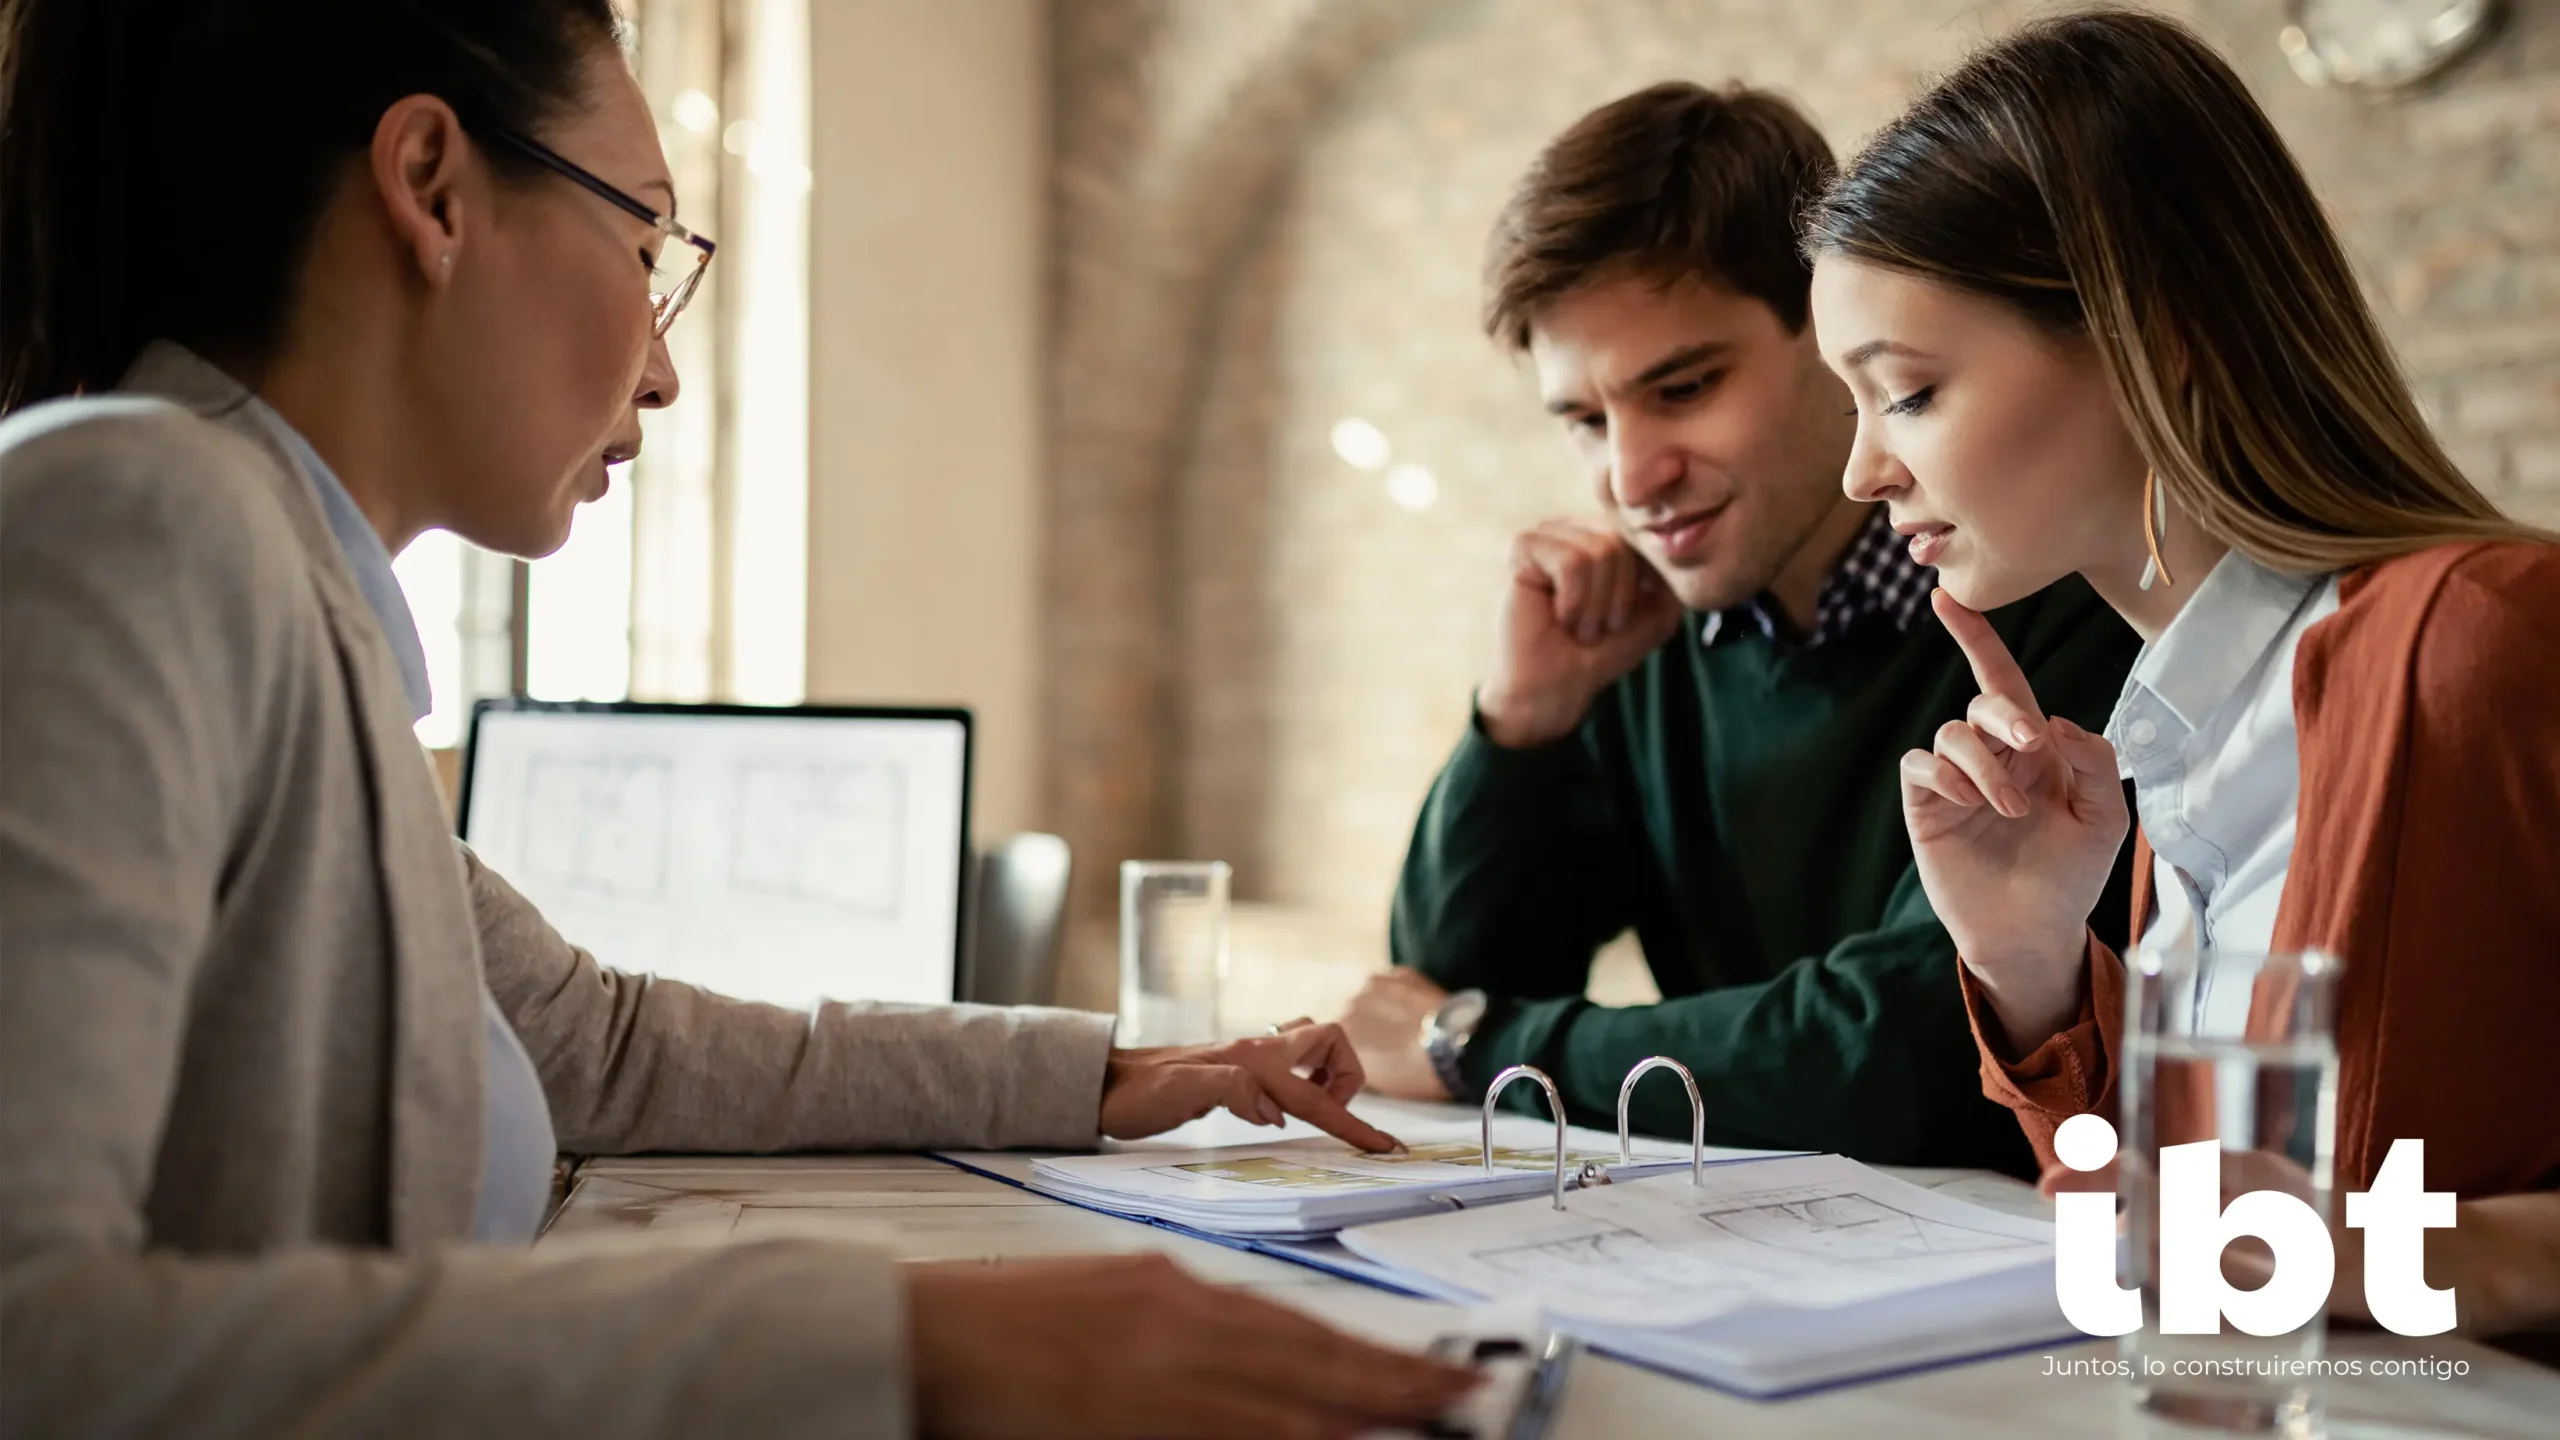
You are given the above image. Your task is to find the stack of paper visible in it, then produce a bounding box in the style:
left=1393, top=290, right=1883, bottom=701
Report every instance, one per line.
left=1024, top=1118, right=1791, bottom=1240
left=1335, top=1152, right=2071, bottom=1397
left=938, top=1098, right=2075, bottom=1397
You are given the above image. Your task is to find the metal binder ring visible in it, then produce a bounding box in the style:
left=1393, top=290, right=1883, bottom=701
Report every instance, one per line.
left=1617, top=1055, right=1706, bottom=1186
left=1482, top=1064, right=1570, bottom=1211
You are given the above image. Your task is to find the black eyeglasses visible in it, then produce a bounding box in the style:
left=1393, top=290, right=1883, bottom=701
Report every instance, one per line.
left=481, top=126, right=716, bottom=338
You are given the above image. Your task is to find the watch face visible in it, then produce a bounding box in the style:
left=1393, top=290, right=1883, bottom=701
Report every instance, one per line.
left=2282, top=0, right=2498, bottom=90
left=1436, top=988, right=1489, bottom=1041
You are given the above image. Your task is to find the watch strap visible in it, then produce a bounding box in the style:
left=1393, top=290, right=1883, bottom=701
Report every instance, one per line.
left=1425, top=990, right=1495, bottom=1100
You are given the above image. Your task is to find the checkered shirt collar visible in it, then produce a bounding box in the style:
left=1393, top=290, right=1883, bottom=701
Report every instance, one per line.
left=1698, top=506, right=1935, bottom=652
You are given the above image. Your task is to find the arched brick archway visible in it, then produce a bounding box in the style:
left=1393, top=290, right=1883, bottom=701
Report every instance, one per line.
left=1038, top=0, right=2560, bottom=1011
left=1042, top=0, right=1457, bottom=1001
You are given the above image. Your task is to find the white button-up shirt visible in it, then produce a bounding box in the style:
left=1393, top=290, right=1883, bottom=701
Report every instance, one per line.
left=2105, top=552, right=2341, bottom=1008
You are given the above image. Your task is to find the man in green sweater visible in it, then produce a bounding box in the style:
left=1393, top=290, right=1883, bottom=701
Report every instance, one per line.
left=1335, top=81, right=2138, bottom=1172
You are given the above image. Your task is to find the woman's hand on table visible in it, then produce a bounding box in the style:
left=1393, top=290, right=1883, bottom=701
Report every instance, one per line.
left=1904, top=590, right=2128, bottom=1052
left=908, top=1253, right=1478, bottom=1439
left=1099, top=1019, right=1404, bottom=1153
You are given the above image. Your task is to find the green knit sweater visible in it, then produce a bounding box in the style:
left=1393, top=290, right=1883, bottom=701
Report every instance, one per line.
left=1391, top=577, right=2139, bottom=1173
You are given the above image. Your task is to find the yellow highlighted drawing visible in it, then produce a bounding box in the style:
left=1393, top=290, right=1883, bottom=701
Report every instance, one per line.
left=1164, top=1143, right=1620, bottom=1191
left=1168, top=1159, right=1402, bottom=1190
left=1381, top=1142, right=1615, bottom=1171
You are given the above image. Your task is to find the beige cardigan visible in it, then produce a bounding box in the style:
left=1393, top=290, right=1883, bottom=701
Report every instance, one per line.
left=0, top=345, right=1118, bottom=1437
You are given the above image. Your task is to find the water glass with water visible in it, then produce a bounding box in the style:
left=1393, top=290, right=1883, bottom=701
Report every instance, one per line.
left=1118, top=860, right=1230, bottom=1047
left=2119, top=946, right=2342, bottom=1439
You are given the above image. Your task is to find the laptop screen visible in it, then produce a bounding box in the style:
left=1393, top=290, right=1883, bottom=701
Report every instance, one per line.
left=458, top=701, right=971, bottom=1008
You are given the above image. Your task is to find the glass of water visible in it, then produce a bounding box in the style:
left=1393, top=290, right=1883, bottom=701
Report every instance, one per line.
left=2119, top=946, right=2342, bottom=1439
left=1118, top=860, right=1230, bottom=1047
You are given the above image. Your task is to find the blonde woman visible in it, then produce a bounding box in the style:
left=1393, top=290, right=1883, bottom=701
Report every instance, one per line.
left=1801, top=9, right=2560, bottom=1341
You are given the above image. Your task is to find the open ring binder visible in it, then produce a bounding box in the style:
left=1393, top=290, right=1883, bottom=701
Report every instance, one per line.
left=1617, top=1055, right=1706, bottom=1186
left=1481, top=1064, right=1570, bottom=1210
left=1482, top=1055, right=1710, bottom=1210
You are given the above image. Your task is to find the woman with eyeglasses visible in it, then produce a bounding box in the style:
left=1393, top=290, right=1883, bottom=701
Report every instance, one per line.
left=0, top=3, right=1475, bottom=1435
left=1800, top=9, right=2560, bottom=1342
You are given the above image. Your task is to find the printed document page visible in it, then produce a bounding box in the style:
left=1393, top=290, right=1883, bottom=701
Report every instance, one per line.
left=1338, top=1152, right=2053, bottom=1328
left=1036, top=1129, right=1706, bottom=1207
left=1023, top=1109, right=1805, bottom=1237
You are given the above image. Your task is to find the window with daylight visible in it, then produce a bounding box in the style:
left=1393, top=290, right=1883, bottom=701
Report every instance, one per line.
left=394, top=0, right=810, bottom=750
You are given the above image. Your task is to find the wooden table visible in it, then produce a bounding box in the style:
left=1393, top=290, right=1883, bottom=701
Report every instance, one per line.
left=542, top=1109, right=2558, bottom=1438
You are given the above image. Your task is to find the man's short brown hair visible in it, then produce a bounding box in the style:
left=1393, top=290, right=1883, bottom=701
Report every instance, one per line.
left=1483, top=81, right=1836, bottom=351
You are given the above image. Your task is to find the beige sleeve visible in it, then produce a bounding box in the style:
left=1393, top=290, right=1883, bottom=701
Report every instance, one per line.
left=0, top=419, right=916, bottom=1438
left=6, top=1234, right=913, bottom=1439
left=466, top=849, right=1117, bottom=1155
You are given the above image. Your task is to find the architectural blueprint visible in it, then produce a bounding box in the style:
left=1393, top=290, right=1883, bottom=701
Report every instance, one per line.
left=1021, top=1122, right=1786, bottom=1239
left=1337, top=1152, right=2052, bottom=1328
left=727, top=758, right=907, bottom=916
left=517, top=752, right=674, bottom=898
left=462, top=708, right=971, bottom=1007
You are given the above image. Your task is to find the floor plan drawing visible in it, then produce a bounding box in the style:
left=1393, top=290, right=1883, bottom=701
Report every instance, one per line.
left=518, top=753, right=674, bottom=899
left=1464, top=1181, right=2037, bottom=1302
left=1149, top=1144, right=1613, bottom=1193
left=1692, top=1186, right=2032, bottom=1261
left=1476, top=1226, right=1760, bottom=1306
left=728, top=759, right=907, bottom=916
left=1374, top=1143, right=1617, bottom=1172
left=1159, top=1159, right=1405, bottom=1192
left=1337, top=1153, right=2057, bottom=1329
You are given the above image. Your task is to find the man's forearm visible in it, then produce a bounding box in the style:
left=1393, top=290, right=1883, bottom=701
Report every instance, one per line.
left=1472, top=926, right=2035, bottom=1171
left=1390, top=723, right=1631, bottom=999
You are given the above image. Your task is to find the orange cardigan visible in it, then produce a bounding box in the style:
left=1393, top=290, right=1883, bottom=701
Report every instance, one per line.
left=1960, top=542, right=2560, bottom=1199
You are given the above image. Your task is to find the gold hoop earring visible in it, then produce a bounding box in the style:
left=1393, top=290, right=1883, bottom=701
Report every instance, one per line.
left=2138, top=468, right=2175, bottom=592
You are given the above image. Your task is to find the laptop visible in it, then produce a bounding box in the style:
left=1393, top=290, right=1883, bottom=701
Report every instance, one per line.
left=458, top=698, right=972, bottom=1008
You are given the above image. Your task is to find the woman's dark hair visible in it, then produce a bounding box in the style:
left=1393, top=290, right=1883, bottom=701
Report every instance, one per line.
left=0, top=0, right=621, bottom=412
left=1803, top=8, right=2545, bottom=570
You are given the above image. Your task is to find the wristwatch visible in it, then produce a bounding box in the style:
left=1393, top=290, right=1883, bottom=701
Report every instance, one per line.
left=1420, top=988, right=1492, bottom=1100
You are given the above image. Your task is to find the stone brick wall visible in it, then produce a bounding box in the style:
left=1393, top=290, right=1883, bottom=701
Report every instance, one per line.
left=1046, top=0, right=2560, bottom=1010
left=2205, top=0, right=2560, bottom=508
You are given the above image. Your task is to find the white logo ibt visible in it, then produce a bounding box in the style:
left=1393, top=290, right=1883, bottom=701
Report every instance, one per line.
left=2050, top=1113, right=2458, bottom=1338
